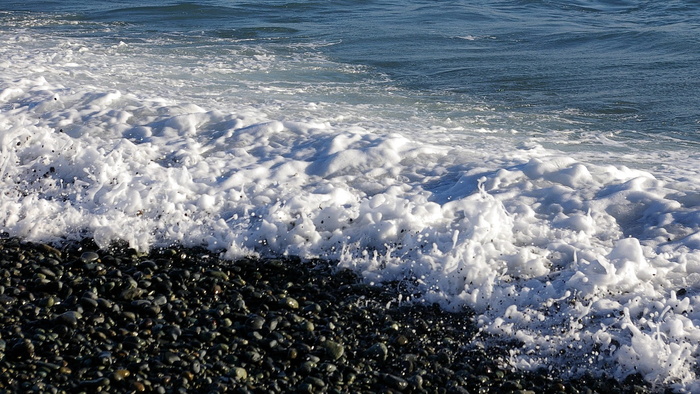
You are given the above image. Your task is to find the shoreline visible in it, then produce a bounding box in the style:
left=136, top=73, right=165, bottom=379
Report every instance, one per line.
left=0, top=237, right=654, bottom=393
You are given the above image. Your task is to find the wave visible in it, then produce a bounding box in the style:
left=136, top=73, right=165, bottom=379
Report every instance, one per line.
left=2, top=11, right=700, bottom=391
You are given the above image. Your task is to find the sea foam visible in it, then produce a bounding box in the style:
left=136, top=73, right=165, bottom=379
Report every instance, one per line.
left=2, top=21, right=700, bottom=391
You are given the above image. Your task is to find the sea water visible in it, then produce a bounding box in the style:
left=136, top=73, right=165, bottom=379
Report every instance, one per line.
left=1, top=0, right=700, bottom=390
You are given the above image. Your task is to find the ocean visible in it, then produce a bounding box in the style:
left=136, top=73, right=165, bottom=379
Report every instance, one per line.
left=1, top=0, right=700, bottom=390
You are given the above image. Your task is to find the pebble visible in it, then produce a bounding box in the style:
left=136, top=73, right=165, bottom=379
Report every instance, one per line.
left=282, top=296, right=299, bottom=309
left=383, top=373, right=408, bottom=390
left=365, top=342, right=389, bottom=361
left=112, top=369, right=130, bottom=381
left=324, top=340, right=345, bottom=360
left=80, top=251, right=100, bottom=263
left=0, top=238, right=653, bottom=394
left=7, top=339, right=35, bottom=360
left=246, top=315, right=266, bottom=330
left=231, top=367, right=247, bottom=380
left=55, top=311, right=81, bottom=327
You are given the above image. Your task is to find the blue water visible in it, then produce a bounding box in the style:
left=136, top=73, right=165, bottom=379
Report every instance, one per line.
left=4, top=0, right=700, bottom=144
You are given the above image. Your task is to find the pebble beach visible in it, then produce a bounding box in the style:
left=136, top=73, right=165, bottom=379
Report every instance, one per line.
left=0, top=237, right=656, bottom=393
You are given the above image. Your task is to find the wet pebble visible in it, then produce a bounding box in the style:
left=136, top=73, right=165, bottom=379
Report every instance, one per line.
left=365, top=342, right=389, bottom=361
left=383, top=373, right=408, bottom=390
left=231, top=367, right=247, bottom=380
left=246, top=314, right=265, bottom=330
left=55, top=310, right=81, bottom=327
left=80, top=251, right=100, bottom=263
left=324, top=340, right=345, bottom=360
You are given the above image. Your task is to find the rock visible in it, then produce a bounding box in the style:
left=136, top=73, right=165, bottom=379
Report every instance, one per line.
left=7, top=339, right=35, bottom=360
left=383, top=374, right=409, bottom=390
left=324, top=340, right=345, bottom=360
left=112, top=369, right=131, bottom=381
left=80, top=251, right=100, bottom=263
left=280, top=296, right=299, bottom=309
left=231, top=367, right=247, bottom=380
left=365, top=342, right=389, bottom=361
left=55, top=310, right=82, bottom=327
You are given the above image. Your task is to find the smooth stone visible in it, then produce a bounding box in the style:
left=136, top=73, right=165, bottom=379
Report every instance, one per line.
left=39, top=267, right=57, bottom=278
left=55, top=311, right=82, bottom=327
left=97, top=351, right=113, bottom=365
left=324, top=340, right=345, bottom=361
left=297, top=383, right=314, bottom=393
left=395, top=335, right=409, bottom=346
left=152, top=295, right=168, bottom=306
left=80, top=297, right=99, bottom=310
left=36, top=361, right=60, bottom=371
left=113, top=369, right=131, bottom=381
left=38, top=296, right=55, bottom=308
left=162, top=351, right=180, bottom=365
left=120, top=287, right=144, bottom=300
left=83, top=378, right=110, bottom=387
left=207, top=270, right=229, bottom=281
left=39, top=243, right=62, bottom=257
left=365, top=342, right=389, bottom=361
left=305, top=376, right=326, bottom=388
left=245, top=350, right=263, bottom=363
left=164, top=325, right=182, bottom=341
left=97, top=298, right=113, bottom=309
left=303, top=303, right=322, bottom=313
left=384, top=374, right=409, bottom=390
left=300, top=320, right=315, bottom=332
left=299, top=361, right=316, bottom=374
left=122, top=311, right=137, bottom=321
left=408, top=374, right=424, bottom=389
left=80, top=252, right=100, bottom=263
left=281, top=296, right=299, bottom=309
left=232, top=367, right=247, bottom=380
left=246, top=315, right=265, bottom=330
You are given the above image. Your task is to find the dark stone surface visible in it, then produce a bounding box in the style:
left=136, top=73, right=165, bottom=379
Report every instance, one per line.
left=0, top=237, right=659, bottom=393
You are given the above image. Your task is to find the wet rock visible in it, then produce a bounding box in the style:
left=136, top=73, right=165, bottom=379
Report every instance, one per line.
left=55, top=310, right=82, bottom=327
left=324, top=340, right=345, bottom=360
left=383, top=373, right=408, bottom=390
left=246, top=314, right=266, bottom=330
left=80, top=251, right=100, bottom=263
left=112, top=369, right=131, bottom=381
left=231, top=367, right=247, bottom=380
left=280, top=296, right=299, bottom=309
left=365, top=342, right=389, bottom=361
left=162, top=351, right=180, bottom=365
left=7, top=339, right=35, bottom=360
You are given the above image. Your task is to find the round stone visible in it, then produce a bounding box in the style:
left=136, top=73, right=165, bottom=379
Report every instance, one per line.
left=324, top=340, right=345, bottom=361
left=281, top=296, right=299, bottom=309
left=384, top=374, right=408, bottom=390
left=232, top=367, right=247, bottom=380
left=113, top=369, right=131, bottom=381
left=246, top=315, right=265, bottom=330
left=365, top=342, right=388, bottom=361
left=80, top=252, right=100, bottom=263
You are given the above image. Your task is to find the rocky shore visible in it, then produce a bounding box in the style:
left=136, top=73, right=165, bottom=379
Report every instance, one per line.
left=0, top=237, right=657, bottom=393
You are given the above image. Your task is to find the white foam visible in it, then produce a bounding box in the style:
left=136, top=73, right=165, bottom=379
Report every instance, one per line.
left=2, top=17, right=700, bottom=391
